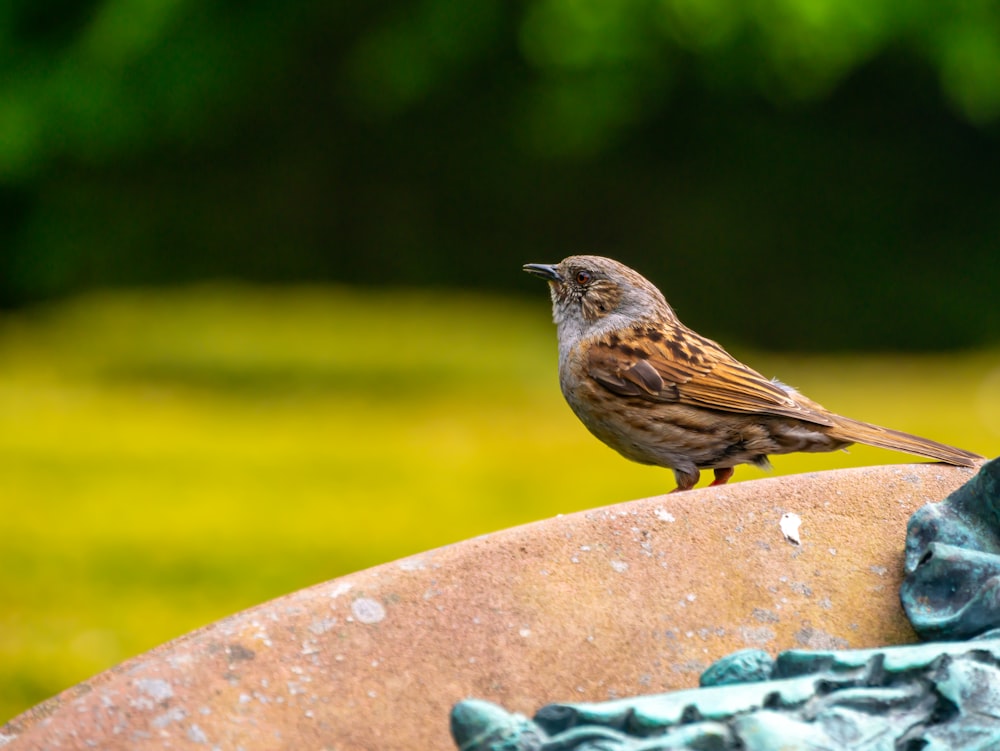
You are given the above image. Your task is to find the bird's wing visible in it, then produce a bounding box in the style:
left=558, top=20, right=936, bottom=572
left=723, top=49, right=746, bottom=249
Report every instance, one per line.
left=585, top=324, right=837, bottom=427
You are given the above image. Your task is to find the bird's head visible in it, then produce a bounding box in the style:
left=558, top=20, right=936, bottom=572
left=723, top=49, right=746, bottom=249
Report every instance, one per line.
left=523, top=255, right=675, bottom=343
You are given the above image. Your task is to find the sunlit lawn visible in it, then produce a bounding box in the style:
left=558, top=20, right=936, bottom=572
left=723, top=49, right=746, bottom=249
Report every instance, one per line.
left=1, top=284, right=998, bottom=722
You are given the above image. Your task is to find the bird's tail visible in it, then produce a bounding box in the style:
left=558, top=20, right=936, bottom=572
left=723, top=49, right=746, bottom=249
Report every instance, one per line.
left=826, top=416, right=983, bottom=468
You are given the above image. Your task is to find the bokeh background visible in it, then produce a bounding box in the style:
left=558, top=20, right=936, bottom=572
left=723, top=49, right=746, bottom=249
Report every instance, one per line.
left=3, top=0, right=1000, bottom=723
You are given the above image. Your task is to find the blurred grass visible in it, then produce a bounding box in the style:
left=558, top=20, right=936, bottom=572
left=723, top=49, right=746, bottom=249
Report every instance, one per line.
left=1, top=284, right=998, bottom=723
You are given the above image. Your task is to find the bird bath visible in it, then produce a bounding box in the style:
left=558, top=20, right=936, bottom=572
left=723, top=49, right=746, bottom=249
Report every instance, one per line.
left=0, top=463, right=976, bottom=750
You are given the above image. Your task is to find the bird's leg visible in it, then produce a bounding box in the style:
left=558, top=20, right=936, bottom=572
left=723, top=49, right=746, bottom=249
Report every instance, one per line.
left=709, top=467, right=734, bottom=486
left=670, top=468, right=701, bottom=493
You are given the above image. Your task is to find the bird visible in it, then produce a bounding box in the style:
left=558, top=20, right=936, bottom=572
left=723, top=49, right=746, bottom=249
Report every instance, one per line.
left=523, top=255, right=983, bottom=492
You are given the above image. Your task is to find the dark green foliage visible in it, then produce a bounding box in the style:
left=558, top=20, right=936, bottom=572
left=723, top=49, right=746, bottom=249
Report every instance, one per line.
left=1, top=0, right=999, bottom=349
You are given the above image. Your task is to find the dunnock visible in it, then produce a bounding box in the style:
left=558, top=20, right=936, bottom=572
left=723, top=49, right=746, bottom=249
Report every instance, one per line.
left=524, top=255, right=982, bottom=491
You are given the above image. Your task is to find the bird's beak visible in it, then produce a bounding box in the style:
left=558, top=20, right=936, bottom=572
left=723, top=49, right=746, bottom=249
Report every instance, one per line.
left=522, top=263, right=563, bottom=283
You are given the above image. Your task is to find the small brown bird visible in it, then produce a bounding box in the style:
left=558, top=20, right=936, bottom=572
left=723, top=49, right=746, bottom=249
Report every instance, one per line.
left=524, top=255, right=983, bottom=492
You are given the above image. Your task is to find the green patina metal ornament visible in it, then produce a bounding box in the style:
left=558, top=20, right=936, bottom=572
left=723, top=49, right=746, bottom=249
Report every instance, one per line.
left=451, top=457, right=1000, bottom=751
left=903, top=455, right=1000, bottom=641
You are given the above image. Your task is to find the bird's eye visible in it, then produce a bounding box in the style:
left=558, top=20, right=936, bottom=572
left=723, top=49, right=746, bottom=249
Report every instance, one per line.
left=575, top=270, right=592, bottom=285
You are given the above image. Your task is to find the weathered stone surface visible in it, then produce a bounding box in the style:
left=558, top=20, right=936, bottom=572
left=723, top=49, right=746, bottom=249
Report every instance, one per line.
left=0, top=463, right=978, bottom=751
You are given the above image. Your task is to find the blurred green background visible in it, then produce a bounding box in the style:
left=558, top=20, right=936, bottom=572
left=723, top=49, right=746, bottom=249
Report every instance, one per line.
left=2, top=0, right=1000, bottom=724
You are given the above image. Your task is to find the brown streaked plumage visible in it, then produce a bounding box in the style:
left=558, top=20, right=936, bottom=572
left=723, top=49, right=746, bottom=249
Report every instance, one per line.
left=523, top=255, right=983, bottom=492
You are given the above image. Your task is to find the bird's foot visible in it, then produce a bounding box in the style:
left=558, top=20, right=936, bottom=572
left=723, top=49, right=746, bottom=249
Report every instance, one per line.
left=709, top=468, right=734, bottom=487
left=671, top=469, right=702, bottom=493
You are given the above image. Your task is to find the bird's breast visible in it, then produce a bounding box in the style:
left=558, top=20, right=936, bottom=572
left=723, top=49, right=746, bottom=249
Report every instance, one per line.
left=558, top=352, right=678, bottom=466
